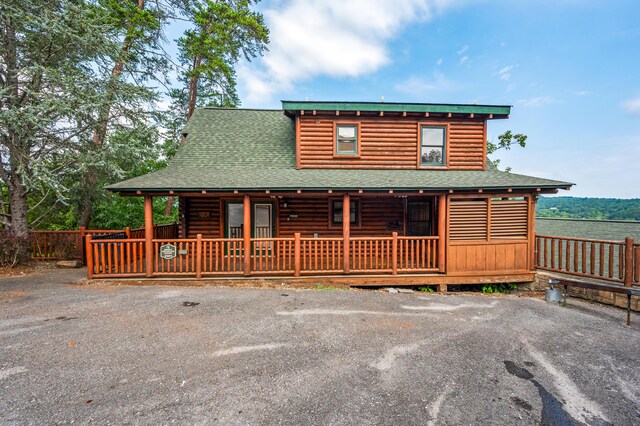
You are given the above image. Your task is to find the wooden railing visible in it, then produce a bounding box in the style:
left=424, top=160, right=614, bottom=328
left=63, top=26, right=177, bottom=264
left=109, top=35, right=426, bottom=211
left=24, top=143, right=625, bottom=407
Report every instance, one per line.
left=30, top=223, right=178, bottom=262
left=536, top=235, right=637, bottom=286
left=86, top=233, right=440, bottom=279
left=30, top=230, right=83, bottom=260
left=398, top=236, right=439, bottom=272
left=202, top=238, right=244, bottom=275
left=301, top=237, right=343, bottom=273
left=350, top=237, right=392, bottom=273
left=252, top=238, right=295, bottom=274
left=87, top=239, right=146, bottom=277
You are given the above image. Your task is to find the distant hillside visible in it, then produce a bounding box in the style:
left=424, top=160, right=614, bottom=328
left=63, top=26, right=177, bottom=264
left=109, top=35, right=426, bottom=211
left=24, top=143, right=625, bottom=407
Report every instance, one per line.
left=536, top=197, right=640, bottom=221
left=537, top=218, right=640, bottom=241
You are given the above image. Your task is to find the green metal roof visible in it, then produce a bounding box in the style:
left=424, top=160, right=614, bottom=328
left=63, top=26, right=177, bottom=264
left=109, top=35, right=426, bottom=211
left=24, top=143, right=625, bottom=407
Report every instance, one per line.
left=281, top=100, right=511, bottom=116
left=107, top=108, right=572, bottom=193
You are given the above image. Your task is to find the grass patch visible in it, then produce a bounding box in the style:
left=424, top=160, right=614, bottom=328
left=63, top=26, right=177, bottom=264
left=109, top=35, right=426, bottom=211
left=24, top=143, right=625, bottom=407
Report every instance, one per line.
left=313, top=283, right=347, bottom=291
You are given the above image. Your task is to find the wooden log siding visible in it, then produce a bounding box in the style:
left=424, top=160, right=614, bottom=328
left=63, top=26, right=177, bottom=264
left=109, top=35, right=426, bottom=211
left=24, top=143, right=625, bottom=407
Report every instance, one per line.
left=279, top=196, right=404, bottom=237
left=181, top=197, right=221, bottom=238
left=297, top=116, right=486, bottom=169
left=178, top=196, right=416, bottom=239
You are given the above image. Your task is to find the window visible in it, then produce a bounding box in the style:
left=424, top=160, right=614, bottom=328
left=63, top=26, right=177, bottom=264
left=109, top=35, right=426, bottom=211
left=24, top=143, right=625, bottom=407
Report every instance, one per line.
left=336, top=124, right=358, bottom=155
left=330, top=199, right=359, bottom=226
left=420, top=126, right=446, bottom=166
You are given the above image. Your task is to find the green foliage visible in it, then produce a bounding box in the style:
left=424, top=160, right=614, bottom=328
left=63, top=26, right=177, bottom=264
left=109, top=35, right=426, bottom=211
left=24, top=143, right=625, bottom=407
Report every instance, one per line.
left=163, top=0, right=269, bottom=152
left=487, top=130, right=527, bottom=172
left=481, top=283, right=517, bottom=294
left=418, top=286, right=436, bottom=293
left=2, top=0, right=267, bottom=235
left=180, top=0, right=269, bottom=107
left=537, top=197, right=640, bottom=221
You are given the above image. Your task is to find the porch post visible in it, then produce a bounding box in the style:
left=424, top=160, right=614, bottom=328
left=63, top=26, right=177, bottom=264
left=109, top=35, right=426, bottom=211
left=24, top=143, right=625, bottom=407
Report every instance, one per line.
left=624, top=237, right=634, bottom=287
left=243, top=194, right=251, bottom=275
left=343, top=193, right=350, bottom=273
left=529, top=195, right=537, bottom=271
left=85, top=234, right=93, bottom=279
left=144, top=195, right=154, bottom=278
left=438, top=194, right=446, bottom=273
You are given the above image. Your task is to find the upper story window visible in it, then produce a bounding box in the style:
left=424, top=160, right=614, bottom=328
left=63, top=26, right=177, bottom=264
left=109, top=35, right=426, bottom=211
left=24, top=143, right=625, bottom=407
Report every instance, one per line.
left=336, top=124, right=358, bottom=155
left=420, top=126, right=446, bottom=166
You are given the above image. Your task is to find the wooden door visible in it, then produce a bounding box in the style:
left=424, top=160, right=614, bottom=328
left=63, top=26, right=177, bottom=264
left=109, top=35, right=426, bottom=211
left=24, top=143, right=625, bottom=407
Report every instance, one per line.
left=407, top=201, right=433, bottom=236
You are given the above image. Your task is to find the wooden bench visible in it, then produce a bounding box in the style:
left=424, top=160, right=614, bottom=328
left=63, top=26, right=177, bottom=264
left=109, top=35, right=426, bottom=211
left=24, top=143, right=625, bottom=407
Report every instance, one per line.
left=549, top=278, right=640, bottom=326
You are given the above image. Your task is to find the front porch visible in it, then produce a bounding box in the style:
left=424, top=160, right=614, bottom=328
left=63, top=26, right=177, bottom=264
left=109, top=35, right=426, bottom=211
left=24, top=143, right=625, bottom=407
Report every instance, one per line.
left=85, top=233, right=442, bottom=279
left=85, top=190, right=538, bottom=284
left=86, top=192, right=448, bottom=280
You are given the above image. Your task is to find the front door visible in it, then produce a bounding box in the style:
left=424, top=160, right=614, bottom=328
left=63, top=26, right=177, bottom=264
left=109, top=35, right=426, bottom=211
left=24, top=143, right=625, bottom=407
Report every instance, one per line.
left=253, top=203, right=273, bottom=239
left=225, top=201, right=275, bottom=239
left=252, top=203, right=274, bottom=253
left=407, top=200, right=433, bottom=236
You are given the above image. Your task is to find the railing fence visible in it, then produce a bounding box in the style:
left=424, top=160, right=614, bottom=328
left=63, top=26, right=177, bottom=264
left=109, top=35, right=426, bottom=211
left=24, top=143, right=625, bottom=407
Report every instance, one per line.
left=86, top=232, right=440, bottom=279
left=535, top=234, right=637, bottom=287
left=30, top=223, right=179, bottom=262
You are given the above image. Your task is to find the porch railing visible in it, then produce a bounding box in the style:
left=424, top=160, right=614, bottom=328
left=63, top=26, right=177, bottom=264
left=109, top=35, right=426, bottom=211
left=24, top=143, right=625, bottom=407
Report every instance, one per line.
left=535, top=234, right=638, bottom=287
left=86, top=233, right=440, bottom=279
left=30, top=223, right=178, bottom=262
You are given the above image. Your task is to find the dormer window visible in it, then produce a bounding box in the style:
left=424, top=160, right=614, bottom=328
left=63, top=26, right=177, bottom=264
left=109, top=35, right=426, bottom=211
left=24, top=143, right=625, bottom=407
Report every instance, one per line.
left=420, top=125, right=446, bottom=167
left=336, top=124, right=358, bottom=155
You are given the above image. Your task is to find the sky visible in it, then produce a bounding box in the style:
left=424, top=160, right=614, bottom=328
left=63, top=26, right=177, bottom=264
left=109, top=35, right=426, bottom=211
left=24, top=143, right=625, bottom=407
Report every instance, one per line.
left=171, top=0, right=640, bottom=198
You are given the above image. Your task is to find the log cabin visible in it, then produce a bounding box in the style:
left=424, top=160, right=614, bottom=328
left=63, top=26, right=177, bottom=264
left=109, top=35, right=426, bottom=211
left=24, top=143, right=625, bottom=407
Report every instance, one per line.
left=93, top=100, right=573, bottom=287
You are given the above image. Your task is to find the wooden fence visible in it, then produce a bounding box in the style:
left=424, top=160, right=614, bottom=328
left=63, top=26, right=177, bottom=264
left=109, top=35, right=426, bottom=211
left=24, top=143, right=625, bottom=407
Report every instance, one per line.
left=535, top=234, right=638, bottom=287
left=86, top=232, right=440, bottom=279
left=30, top=223, right=178, bottom=262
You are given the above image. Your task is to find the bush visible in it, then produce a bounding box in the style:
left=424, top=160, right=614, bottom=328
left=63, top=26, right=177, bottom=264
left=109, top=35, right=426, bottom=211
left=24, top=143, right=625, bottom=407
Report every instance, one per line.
left=0, top=230, right=30, bottom=267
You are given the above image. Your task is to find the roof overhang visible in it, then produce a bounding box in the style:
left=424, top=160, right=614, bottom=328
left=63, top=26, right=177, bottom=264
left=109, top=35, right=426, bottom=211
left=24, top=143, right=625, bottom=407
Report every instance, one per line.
left=282, top=100, right=511, bottom=119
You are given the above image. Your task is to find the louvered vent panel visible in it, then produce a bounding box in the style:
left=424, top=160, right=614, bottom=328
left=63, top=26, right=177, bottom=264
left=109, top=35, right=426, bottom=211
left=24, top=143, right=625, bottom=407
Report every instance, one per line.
left=490, top=200, right=528, bottom=239
left=449, top=199, right=488, bottom=241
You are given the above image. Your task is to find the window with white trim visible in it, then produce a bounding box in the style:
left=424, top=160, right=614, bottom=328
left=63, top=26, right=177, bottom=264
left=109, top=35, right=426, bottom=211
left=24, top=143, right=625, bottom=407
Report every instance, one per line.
left=420, top=126, right=446, bottom=166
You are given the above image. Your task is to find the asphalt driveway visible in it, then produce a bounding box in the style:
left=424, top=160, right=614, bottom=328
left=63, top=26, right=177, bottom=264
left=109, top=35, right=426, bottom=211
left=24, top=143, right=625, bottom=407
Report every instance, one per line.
left=1, top=269, right=639, bottom=425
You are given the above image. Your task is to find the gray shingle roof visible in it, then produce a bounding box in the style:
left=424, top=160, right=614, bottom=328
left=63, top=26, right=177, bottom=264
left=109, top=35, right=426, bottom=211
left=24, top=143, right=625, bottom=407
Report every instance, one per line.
left=107, top=108, right=573, bottom=192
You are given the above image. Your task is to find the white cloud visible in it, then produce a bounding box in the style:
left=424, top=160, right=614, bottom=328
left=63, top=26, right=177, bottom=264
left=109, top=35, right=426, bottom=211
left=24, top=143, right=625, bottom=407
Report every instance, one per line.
left=574, top=90, right=590, bottom=96
left=459, top=55, right=469, bottom=65
left=622, top=97, right=640, bottom=115
left=394, top=72, right=456, bottom=95
left=516, top=96, right=558, bottom=107
left=497, top=64, right=517, bottom=81
left=436, top=58, right=443, bottom=66
left=457, top=45, right=469, bottom=55
left=238, top=0, right=462, bottom=105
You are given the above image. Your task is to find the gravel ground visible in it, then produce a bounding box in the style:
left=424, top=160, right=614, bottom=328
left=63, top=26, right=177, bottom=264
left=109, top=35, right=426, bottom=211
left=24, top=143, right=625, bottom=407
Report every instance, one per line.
left=1, top=268, right=639, bottom=425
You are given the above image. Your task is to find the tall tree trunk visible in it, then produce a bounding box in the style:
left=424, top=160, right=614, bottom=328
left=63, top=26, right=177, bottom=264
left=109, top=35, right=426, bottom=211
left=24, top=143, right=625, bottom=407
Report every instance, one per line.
left=8, top=169, right=29, bottom=238
left=78, top=0, right=145, bottom=228
left=2, top=11, right=30, bottom=259
left=186, top=56, right=202, bottom=120
left=164, top=56, right=201, bottom=216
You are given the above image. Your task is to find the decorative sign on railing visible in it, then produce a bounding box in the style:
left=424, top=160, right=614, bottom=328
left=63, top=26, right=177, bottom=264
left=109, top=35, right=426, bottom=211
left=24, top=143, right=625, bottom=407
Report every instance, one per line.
left=160, top=243, right=177, bottom=260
